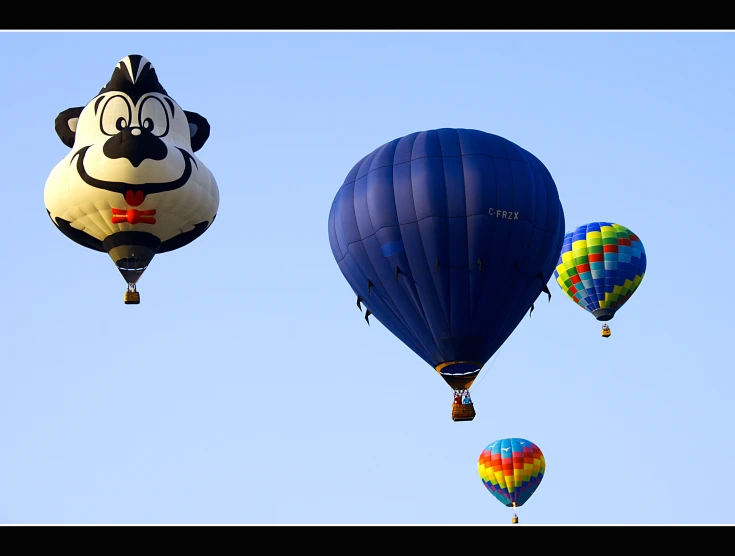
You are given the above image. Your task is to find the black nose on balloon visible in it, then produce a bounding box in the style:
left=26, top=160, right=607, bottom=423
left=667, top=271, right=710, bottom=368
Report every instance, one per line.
left=103, top=127, right=167, bottom=168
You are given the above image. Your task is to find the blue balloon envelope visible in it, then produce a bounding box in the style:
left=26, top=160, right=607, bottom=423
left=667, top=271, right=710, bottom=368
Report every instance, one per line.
left=328, top=128, right=565, bottom=405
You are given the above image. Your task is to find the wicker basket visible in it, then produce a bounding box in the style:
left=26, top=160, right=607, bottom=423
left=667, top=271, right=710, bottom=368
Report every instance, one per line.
left=451, top=403, right=476, bottom=422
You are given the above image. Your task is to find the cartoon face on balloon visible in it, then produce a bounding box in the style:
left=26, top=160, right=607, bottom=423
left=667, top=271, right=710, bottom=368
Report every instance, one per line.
left=44, top=54, right=219, bottom=256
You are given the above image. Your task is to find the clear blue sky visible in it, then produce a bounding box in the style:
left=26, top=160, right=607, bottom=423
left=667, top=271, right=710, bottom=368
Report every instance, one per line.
left=1, top=30, right=732, bottom=525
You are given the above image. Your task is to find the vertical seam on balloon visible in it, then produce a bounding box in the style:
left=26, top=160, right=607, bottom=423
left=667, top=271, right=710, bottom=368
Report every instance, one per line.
left=507, top=142, right=517, bottom=289
left=467, top=137, right=502, bottom=354
left=506, top=143, right=525, bottom=327
left=328, top=198, right=344, bottom=261
left=579, top=223, right=593, bottom=311
left=612, top=223, right=622, bottom=311
left=455, top=131, right=472, bottom=356
left=603, top=222, right=616, bottom=313
left=572, top=225, right=586, bottom=312
left=489, top=149, right=516, bottom=344
left=411, top=133, right=452, bottom=358
left=437, top=130, right=457, bottom=358
left=464, top=151, right=485, bottom=333
left=332, top=186, right=349, bottom=261
left=460, top=136, right=474, bottom=348
left=394, top=136, right=444, bottom=360
left=535, top=173, right=560, bottom=320
left=391, top=140, right=434, bottom=342
left=580, top=224, right=592, bottom=310
left=539, top=165, right=555, bottom=295
left=504, top=438, right=513, bottom=504
left=590, top=223, right=605, bottom=311
left=514, top=153, right=537, bottom=320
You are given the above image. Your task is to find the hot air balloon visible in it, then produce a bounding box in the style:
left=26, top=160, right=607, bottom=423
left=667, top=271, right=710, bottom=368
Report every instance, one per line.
left=553, top=222, right=646, bottom=337
left=44, top=54, right=219, bottom=304
left=478, top=437, right=545, bottom=523
left=327, top=128, right=565, bottom=421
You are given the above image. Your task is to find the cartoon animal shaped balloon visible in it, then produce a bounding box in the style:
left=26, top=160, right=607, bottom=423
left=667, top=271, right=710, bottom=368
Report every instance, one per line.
left=478, top=437, right=545, bottom=523
left=554, top=222, right=646, bottom=337
left=44, top=54, right=219, bottom=304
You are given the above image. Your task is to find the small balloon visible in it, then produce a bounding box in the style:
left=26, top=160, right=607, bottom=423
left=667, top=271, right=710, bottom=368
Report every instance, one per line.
left=554, top=222, right=646, bottom=335
left=478, top=437, right=545, bottom=522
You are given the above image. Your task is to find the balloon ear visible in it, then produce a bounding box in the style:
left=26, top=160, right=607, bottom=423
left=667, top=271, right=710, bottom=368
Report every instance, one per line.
left=184, top=110, right=210, bottom=152
left=55, top=107, right=83, bottom=148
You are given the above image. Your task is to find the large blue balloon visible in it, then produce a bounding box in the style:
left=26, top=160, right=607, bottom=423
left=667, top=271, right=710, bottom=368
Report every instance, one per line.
left=328, top=128, right=565, bottom=394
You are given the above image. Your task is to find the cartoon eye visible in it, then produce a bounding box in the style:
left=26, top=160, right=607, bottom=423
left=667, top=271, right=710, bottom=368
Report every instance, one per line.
left=99, top=95, right=132, bottom=136
left=138, top=96, right=169, bottom=137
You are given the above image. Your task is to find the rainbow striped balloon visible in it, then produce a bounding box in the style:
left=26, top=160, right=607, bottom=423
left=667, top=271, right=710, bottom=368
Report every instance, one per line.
left=477, top=438, right=545, bottom=508
left=554, top=222, right=646, bottom=322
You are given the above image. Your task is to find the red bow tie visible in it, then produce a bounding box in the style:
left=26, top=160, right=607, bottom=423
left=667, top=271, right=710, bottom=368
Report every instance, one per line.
left=111, top=208, right=157, bottom=225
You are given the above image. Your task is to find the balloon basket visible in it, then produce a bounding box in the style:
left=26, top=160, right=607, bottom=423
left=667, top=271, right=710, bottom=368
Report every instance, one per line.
left=124, top=291, right=140, bottom=305
left=452, top=403, right=476, bottom=422
left=601, top=328, right=611, bottom=338
left=512, top=515, right=519, bottom=524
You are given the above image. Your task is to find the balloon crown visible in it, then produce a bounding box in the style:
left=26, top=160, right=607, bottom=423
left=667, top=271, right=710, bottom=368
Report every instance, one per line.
left=97, top=54, right=170, bottom=105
